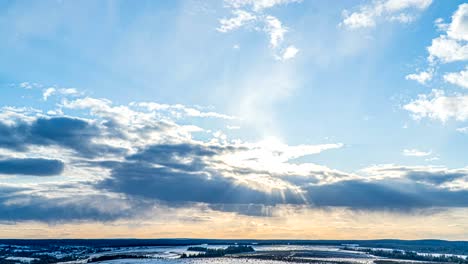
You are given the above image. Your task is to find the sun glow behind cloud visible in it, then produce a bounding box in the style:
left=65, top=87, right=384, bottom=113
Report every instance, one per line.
left=1, top=84, right=468, bottom=239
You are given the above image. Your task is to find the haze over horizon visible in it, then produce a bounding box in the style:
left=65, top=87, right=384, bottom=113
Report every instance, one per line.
left=1, top=0, right=468, bottom=240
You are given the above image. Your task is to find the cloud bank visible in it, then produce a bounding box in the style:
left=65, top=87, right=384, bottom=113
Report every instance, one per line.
left=0, top=87, right=467, bottom=224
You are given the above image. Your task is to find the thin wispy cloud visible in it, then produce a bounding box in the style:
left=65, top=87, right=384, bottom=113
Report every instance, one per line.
left=217, top=0, right=300, bottom=60
left=403, top=149, right=432, bottom=157
left=340, top=0, right=432, bottom=29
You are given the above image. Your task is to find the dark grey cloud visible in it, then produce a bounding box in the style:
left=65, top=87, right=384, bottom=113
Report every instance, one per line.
left=95, top=143, right=468, bottom=215
left=406, top=171, right=467, bottom=185
left=2, top=115, right=468, bottom=221
left=128, top=143, right=222, bottom=161
left=304, top=179, right=468, bottom=210
left=101, top=163, right=468, bottom=214
left=0, top=117, right=126, bottom=157
left=0, top=122, right=29, bottom=151
left=366, top=166, right=468, bottom=185
left=0, top=186, right=140, bottom=222
left=0, top=158, right=64, bottom=176
left=305, top=180, right=429, bottom=209
left=95, top=143, right=303, bottom=209
left=127, top=143, right=221, bottom=172
left=3, top=169, right=468, bottom=222
left=99, top=162, right=304, bottom=206
left=127, top=143, right=241, bottom=171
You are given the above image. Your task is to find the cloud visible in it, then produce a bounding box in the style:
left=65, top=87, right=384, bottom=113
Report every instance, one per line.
left=0, top=186, right=139, bottom=222
left=361, top=164, right=468, bottom=185
left=341, top=9, right=376, bottom=29
left=428, top=35, right=468, bottom=63
left=42, top=87, right=56, bottom=101
left=404, top=3, right=468, bottom=124
left=224, top=0, right=302, bottom=12
left=264, top=15, right=286, bottom=48
left=457, top=126, right=468, bottom=133
left=402, top=149, right=432, bottom=157
left=218, top=0, right=300, bottom=60
left=0, top=158, right=64, bottom=176
left=18, top=82, right=41, bottom=90
left=280, top=46, right=299, bottom=60
left=97, top=141, right=309, bottom=207
left=340, top=0, right=432, bottom=30
left=59, top=88, right=78, bottom=95
left=444, top=67, right=468, bottom=89
left=389, top=13, right=415, bottom=23
left=405, top=70, right=433, bottom=84
left=217, top=10, right=256, bottom=33
left=427, top=4, right=468, bottom=63
left=0, top=116, right=125, bottom=157
left=136, top=102, right=236, bottom=120
left=226, top=125, right=240, bottom=130
left=305, top=180, right=429, bottom=209
left=100, top=163, right=303, bottom=206
left=404, top=90, right=468, bottom=122
left=305, top=179, right=468, bottom=209
left=2, top=89, right=468, bottom=222
left=434, top=17, right=448, bottom=31
left=447, top=3, right=468, bottom=41
left=97, top=141, right=468, bottom=212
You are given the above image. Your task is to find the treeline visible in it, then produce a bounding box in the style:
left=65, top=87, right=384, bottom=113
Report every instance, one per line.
left=181, top=245, right=255, bottom=258
left=87, top=254, right=149, bottom=263
left=187, top=246, right=208, bottom=251
left=0, top=244, right=107, bottom=264
left=345, top=247, right=468, bottom=264
left=0, top=251, right=77, bottom=264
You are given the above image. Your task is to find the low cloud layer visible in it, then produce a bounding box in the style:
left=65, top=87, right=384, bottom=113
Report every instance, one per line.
left=0, top=88, right=467, bottom=223
left=0, top=116, right=125, bottom=157
left=0, top=158, right=64, bottom=176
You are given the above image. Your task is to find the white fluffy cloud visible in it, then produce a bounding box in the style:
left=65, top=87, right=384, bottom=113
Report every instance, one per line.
left=404, top=90, right=468, bottom=122
left=42, top=87, right=56, bottom=101
left=341, top=10, right=376, bottom=29
left=264, top=15, right=286, bottom=48
left=405, top=4, right=468, bottom=124
left=444, top=67, right=468, bottom=89
left=217, top=10, right=256, bottom=33
left=405, top=70, right=433, bottom=84
left=42, top=87, right=79, bottom=101
left=341, top=0, right=432, bottom=30
left=279, top=45, right=299, bottom=61
left=447, top=3, right=468, bottom=41
left=428, top=35, right=468, bottom=63
left=427, top=4, right=468, bottom=63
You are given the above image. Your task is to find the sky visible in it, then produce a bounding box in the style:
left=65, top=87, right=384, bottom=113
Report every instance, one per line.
left=1, top=0, right=468, bottom=239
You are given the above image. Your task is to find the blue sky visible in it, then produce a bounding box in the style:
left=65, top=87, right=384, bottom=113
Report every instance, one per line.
left=1, top=0, right=468, bottom=239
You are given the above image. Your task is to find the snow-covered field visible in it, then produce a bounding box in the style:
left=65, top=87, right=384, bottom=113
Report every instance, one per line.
left=1, top=243, right=468, bottom=264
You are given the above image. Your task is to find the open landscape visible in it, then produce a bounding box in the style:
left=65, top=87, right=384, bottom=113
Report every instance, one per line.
left=1, top=240, right=467, bottom=264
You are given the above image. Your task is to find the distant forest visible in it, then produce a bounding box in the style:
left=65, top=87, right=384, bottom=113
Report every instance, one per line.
left=1, top=239, right=467, bottom=254
left=182, top=245, right=255, bottom=258
left=346, top=247, right=468, bottom=264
